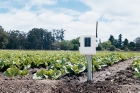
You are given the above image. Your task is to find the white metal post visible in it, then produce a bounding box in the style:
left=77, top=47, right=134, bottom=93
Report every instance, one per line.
left=86, top=55, right=93, bottom=81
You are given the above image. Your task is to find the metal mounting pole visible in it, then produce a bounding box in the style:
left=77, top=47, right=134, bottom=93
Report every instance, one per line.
left=86, top=55, right=93, bottom=81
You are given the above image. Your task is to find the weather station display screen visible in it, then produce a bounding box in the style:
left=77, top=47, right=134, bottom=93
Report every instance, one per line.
left=84, top=37, right=91, bottom=47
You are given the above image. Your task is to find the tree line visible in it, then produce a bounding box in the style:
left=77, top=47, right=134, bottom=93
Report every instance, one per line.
left=0, top=25, right=140, bottom=51
left=97, top=34, right=140, bottom=51
left=0, top=26, right=69, bottom=50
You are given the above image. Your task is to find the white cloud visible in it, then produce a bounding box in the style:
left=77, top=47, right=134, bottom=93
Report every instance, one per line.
left=37, top=12, right=74, bottom=25
left=0, top=0, right=140, bottom=42
left=0, top=12, right=37, bottom=31
left=24, top=0, right=57, bottom=10
left=62, top=21, right=99, bottom=40
left=53, top=8, right=82, bottom=16
left=30, top=0, right=57, bottom=6
left=79, top=0, right=140, bottom=41
left=0, top=7, right=74, bottom=32
left=78, top=11, right=101, bottom=24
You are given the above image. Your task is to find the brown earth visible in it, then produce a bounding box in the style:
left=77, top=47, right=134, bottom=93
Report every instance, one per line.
left=0, top=58, right=140, bottom=93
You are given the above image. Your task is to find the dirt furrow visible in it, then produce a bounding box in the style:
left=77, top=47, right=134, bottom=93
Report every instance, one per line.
left=90, top=58, right=134, bottom=82
left=0, top=58, right=140, bottom=93
left=53, top=58, right=140, bottom=93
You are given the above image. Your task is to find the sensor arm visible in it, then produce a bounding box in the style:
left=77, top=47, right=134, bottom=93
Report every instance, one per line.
left=96, top=21, right=98, bottom=38
left=96, top=21, right=98, bottom=47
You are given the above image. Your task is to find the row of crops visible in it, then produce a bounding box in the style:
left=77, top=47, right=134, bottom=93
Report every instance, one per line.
left=132, top=57, right=140, bottom=79
left=0, top=50, right=139, bottom=79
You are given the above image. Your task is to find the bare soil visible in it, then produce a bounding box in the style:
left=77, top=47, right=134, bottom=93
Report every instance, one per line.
left=0, top=58, right=140, bottom=93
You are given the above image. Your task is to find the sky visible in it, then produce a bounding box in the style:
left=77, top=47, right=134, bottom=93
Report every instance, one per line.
left=0, top=0, right=140, bottom=42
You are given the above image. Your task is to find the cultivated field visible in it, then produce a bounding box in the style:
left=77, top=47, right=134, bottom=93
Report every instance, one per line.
left=0, top=50, right=140, bottom=93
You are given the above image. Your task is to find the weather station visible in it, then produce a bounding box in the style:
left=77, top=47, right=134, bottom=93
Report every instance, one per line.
left=79, top=21, right=98, bottom=81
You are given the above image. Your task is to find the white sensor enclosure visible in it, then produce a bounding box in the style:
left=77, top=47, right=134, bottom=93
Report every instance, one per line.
left=79, top=33, right=98, bottom=55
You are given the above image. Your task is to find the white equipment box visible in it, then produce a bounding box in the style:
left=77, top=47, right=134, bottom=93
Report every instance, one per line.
left=79, top=33, right=98, bottom=55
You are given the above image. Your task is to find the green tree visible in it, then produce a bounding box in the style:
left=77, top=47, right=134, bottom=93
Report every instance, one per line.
left=70, top=37, right=80, bottom=50
left=129, top=41, right=135, bottom=51
left=121, top=38, right=129, bottom=51
left=100, top=41, right=112, bottom=50
left=123, top=38, right=129, bottom=46
left=136, top=43, right=140, bottom=50
left=134, top=37, right=140, bottom=50
left=27, top=28, right=53, bottom=50
left=135, top=37, right=140, bottom=44
left=108, top=35, right=118, bottom=48
left=60, top=40, right=73, bottom=50
left=18, top=31, right=28, bottom=49
left=109, top=35, right=115, bottom=45
left=52, top=29, right=65, bottom=42
left=109, top=45, right=115, bottom=51
left=0, top=26, right=8, bottom=49
left=51, top=41, right=60, bottom=50
left=96, top=44, right=102, bottom=51
left=117, top=34, right=122, bottom=48
left=7, top=30, right=27, bottom=49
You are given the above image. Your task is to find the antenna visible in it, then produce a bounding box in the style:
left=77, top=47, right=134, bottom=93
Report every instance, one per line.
left=96, top=21, right=98, bottom=38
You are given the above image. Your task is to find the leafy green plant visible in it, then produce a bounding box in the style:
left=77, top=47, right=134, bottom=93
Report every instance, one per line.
left=132, top=58, right=140, bottom=79
left=0, top=59, right=4, bottom=70
left=3, top=67, right=21, bottom=77
left=3, top=67, right=28, bottom=77
left=71, top=63, right=86, bottom=74
left=51, top=69, right=61, bottom=79
left=33, top=69, right=62, bottom=80
left=92, top=61, right=101, bottom=71
left=33, top=69, right=48, bottom=79
left=21, top=69, right=29, bottom=76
